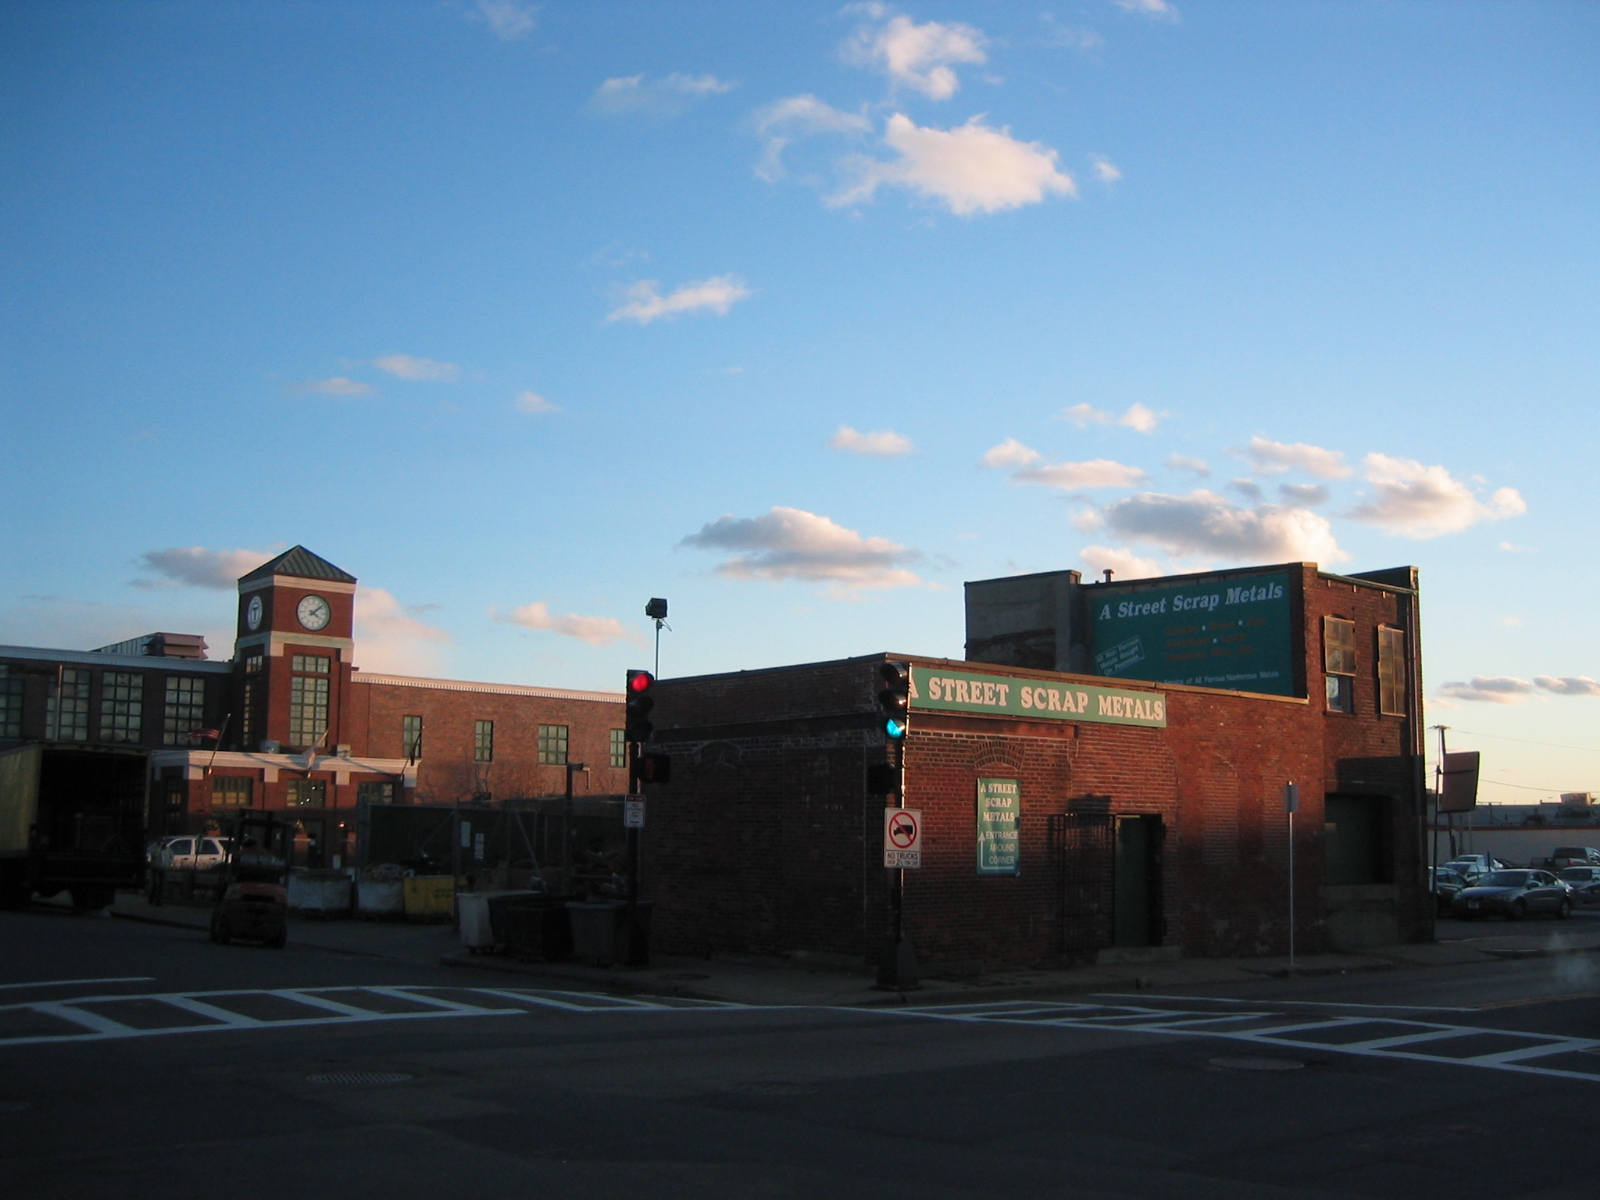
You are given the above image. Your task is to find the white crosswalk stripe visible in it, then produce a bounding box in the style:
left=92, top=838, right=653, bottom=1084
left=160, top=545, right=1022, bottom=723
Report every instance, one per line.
left=0, top=985, right=741, bottom=1048
left=877, top=998, right=1600, bottom=1083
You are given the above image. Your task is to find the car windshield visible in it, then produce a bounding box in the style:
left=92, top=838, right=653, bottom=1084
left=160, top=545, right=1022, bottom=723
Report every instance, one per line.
left=1559, top=868, right=1594, bottom=881
left=1478, top=871, right=1530, bottom=888
left=1554, top=849, right=1584, bottom=858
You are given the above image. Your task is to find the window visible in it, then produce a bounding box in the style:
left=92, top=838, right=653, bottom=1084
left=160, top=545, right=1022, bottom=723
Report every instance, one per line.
left=49, top=668, right=90, bottom=741
left=240, top=653, right=266, bottom=748
left=288, top=654, right=330, bottom=748
left=358, top=780, right=394, bottom=806
left=163, top=675, right=206, bottom=745
left=610, top=728, right=627, bottom=770
left=0, top=666, right=23, bottom=739
left=212, top=776, right=253, bottom=808
left=1323, top=616, right=1356, bottom=713
left=474, top=720, right=494, bottom=763
left=288, top=779, right=326, bottom=807
left=537, top=724, right=568, bottom=765
left=99, top=672, right=143, bottom=743
left=402, top=715, right=423, bottom=760
left=1377, top=625, right=1406, bottom=717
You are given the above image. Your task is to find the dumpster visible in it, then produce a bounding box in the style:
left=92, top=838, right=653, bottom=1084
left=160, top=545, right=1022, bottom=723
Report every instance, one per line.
left=403, top=874, right=455, bottom=920
left=459, top=890, right=545, bottom=950
left=504, top=899, right=572, bottom=961
left=357, top=879, right=404, bottom=919
left=566, top=901, right=652, bottom=967
left=287, top=870, right=353, bottom=917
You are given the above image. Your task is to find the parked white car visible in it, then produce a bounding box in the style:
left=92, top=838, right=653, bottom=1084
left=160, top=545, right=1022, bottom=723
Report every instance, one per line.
left=154, top=836, right=231, bottom=871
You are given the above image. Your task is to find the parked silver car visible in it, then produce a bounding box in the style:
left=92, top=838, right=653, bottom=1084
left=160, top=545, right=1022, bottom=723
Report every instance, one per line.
left=1452, top=870, right=1571, bottom=921
left=1557, top=865, right=1600, bottom=906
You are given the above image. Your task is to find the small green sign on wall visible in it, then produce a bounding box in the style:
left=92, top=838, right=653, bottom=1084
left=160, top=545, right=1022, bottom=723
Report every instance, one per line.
left=977, top=777, right=1021, bottom=876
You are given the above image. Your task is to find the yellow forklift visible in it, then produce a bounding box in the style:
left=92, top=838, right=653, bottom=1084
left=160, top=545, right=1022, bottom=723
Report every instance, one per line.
left=209, top=812, right=289, bottom=949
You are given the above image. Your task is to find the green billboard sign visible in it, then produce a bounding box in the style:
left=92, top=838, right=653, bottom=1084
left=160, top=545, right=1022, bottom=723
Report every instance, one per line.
left=976, top=777, right=1020, bottom=875
left=1088, top=570, right=1295, bottom=697
left=908, top=666, right=1167, bottom=728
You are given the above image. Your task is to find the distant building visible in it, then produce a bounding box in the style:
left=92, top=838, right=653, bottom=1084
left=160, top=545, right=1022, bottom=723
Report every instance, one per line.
left=0, top=547, right=626, bottom=867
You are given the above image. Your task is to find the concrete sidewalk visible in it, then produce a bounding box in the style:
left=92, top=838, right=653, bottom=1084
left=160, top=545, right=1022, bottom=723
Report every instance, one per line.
left=108, top=891, right=1600, bottom=1008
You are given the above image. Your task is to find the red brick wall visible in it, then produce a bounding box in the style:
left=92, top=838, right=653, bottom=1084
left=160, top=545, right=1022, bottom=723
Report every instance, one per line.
left=641, top=654, right=1340, bottom=968
left=350, top=678, right=629, bottom=803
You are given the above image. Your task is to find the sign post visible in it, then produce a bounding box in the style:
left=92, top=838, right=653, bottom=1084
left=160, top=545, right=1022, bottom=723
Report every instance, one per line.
left=1284, top=782, right=1299, bottom=973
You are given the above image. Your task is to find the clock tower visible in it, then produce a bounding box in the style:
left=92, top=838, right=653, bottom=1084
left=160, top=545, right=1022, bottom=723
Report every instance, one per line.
left=232, top=547, right=357, bottom=752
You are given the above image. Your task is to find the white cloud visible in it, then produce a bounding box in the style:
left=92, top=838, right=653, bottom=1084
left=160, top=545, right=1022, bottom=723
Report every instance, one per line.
left=1090, top=154, right=1123, bottom=183
left=1061, top=403, right=1110, bottom=427
left=288, top=377, right=373, bottom=396
left=1042, top=16, right=1105, bottom=53
left=832, top=113, right=1076, bottom=216
left=589, top=73, right=735, bottom=118
left=1165, top=453, right=1210, bottom=478
left=1114, top=0, right=1180, bottom=21
left=138, top=547, right=274, bottom=590
left=1059, top=402, right=1156, bottom=431
left=1347, top=453, right=1526, bottom=539
left=354, top=587, right=452, bottom=675
left=1436, top=676, right=1537, bottom=705
left=830, top=425, right=913, bottom=457
left=1081, top=545, right=1163, bottom=580
left=1118, top=402, right=1159, bottom=432
left=496, top=601, right=640, bottom=647
left=1239, top=436, right=1351, bottom=479
left=842, top=12, right=988, bottom=100
left=1535, top=676, right=1600, bottom=697
left=471, top=0, right=537, bottom=41
left=1016, top=459, right=1148, bottom=489
left=1101, top=490, right=1349, bottom=564
left=1228, top=479, right=1263, bottom=502
left=1278, top=482, right=1330, bottom=507
left=680, top=506, right=920, bottom=591
left=751, top=94, right=872, bottom=181
left=984, top=439, right=1144, bottom=488
left=606, top=275, right=750, bottom=324
left=981, top=438, right=1042, bottom=469
left=373, top=354, right=461, bottom=382
left=514, top=390, right=561, bottom=415
left=1499, top=616, right=1522, bottom=627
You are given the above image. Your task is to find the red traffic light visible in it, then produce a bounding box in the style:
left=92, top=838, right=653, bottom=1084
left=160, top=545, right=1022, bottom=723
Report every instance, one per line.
left=629, top=670, right=655, bottom=693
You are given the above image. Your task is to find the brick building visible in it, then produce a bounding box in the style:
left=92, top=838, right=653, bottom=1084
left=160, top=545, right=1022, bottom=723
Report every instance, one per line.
left=1, top=547, right=627, bottom=866
left=641, top=562, right=1426, bottom=966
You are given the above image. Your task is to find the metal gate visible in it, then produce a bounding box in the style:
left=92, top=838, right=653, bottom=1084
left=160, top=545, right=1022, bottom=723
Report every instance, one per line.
left=1049, top=810, right=1115, bottom=960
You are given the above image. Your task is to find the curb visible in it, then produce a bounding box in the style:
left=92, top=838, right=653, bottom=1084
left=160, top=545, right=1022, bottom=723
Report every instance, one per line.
left=1479, top=943, right=1600, bottom=960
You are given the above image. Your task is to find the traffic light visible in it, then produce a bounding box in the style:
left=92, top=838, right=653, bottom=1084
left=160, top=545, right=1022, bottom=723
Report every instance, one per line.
left=638, top=752, right=672, bottom=785
left=865, top=762, right=898, bottom=795
left=879, top=661, right=910, bottom=742
left=626, top=669, right=655, bottom=743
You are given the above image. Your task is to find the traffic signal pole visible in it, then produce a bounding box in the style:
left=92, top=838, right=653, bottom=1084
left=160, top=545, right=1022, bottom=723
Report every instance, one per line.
left=877, top=662, right=918, bottom=990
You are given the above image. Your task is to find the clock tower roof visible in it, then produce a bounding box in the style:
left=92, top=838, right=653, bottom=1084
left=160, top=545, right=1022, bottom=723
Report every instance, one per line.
left=239, top=546, right=358, bottom=587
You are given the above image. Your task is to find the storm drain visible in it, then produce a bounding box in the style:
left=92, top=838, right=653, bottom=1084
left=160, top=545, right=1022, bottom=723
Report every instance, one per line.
left=305, top=1072, right=414, bottom=1085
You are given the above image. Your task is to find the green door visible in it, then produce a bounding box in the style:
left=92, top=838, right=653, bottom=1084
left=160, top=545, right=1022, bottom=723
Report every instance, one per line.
left=1115, top=816, right=1152, bottom=947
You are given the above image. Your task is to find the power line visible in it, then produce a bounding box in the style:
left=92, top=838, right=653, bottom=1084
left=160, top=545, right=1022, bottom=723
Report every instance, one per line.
left=1448, top=728, right=1600, bottom=755
left=1480, top=778, right=1592, bottom=794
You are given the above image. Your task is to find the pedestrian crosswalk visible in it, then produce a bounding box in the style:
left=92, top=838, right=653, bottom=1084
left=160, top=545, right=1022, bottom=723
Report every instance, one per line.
left=882, top=997, right=1600, bottom=1083
left=0, top=984, right=740, bottom=1048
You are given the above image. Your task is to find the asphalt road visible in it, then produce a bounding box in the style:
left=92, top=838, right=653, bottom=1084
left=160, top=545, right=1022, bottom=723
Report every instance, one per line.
left=3, top=906, right=1598, bottom=1200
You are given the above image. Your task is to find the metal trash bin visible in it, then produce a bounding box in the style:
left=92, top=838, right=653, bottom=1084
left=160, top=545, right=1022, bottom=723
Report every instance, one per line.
left=504, top=900, right=572, bottom=961
left=566, top=901, right=653, bottom=967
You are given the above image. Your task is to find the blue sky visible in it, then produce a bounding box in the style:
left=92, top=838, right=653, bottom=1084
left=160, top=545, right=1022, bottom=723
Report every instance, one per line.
left=3, top=1, right=1597, bottom=802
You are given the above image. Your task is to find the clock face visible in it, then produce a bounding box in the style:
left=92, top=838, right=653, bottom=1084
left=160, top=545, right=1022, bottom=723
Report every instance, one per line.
left=245, top=595, right=263, bottom=631
left=296, top=594, right=332, bottom=631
